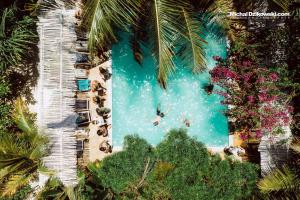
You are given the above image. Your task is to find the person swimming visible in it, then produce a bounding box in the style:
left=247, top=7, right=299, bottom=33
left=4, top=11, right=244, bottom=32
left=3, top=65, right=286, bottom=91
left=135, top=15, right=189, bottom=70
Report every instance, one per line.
left=183, top=118, right=191, bottom=127
left=181, top=113, right=191, bottom=127
left=153, top=104, right=165, bottom=126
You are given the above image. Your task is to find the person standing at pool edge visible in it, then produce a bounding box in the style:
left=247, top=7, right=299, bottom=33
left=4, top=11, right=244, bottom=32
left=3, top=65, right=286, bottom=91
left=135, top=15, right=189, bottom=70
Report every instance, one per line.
left=153, top=104, right=165, bottom=126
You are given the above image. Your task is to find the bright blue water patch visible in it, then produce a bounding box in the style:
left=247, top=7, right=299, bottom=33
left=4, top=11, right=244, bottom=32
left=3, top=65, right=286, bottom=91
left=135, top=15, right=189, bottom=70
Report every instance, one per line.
left=112, top=34, right=228, bottom=148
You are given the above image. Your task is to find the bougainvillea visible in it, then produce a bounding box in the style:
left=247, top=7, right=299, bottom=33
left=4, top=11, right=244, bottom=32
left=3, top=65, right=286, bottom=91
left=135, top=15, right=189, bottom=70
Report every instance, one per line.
left=210, top=51, right=293, bottom=141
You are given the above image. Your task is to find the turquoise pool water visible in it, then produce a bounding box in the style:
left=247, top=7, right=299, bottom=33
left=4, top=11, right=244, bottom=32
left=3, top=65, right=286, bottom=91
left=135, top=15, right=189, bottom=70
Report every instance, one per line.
left=112, top=34, right=228, bottom=148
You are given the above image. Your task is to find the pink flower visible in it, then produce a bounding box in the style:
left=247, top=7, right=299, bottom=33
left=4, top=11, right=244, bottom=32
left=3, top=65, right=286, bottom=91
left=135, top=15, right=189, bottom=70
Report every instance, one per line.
left=243, top=73, right=252, bottom=82
left=257, top=76, right=265, bottom=83
left=215, top=91, right=229, bottom=98
left=211, top=77, right=219, bottom=83
left=256, top=130, right=263, bottom=138
left=247, top=95, right=255, bottom=104
left=240, top=133, right=249, bottom=140
left=248, top=110, right=256, bottom=116
left=258, top=92, right=268, bottom=102
left=268, top=95, right=277, bottom=102
left=269, top=73, right=278, bottom=81
left=287, top=106, right=294, bottom=113
left=242, top=60, right=251, bottom=67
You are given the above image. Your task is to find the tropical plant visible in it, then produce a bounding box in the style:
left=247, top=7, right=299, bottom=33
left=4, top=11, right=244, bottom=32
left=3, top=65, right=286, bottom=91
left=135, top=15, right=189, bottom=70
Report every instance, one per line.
left=87, top=129, right=258, bottom=200
left=0, top=6, right=37, bottom=71
left=210, top=38, right=293, bottom=141
left=271, top=0, right=300, bottom=17
left=0, top=185, right=32, bottom=200
left=258, top=140, right=300, bottom=199
left=0, top=77, right=12, bottom=131
left=83, top=0, right=232, bottom=88
left=0, top=99, right=50, bottom=197
left=37, top=170, right=108, bottom=200
left=36, top=177, right=76, bottom=200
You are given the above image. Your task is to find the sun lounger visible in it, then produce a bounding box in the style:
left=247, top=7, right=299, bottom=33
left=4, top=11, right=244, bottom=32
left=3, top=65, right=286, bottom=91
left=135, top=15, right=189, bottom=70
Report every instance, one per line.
left=76, top=53, right=89, bottom=63
left=75, top=68, right=88, bottom=79
left=76, top=111, right=91, bottom=127
left=74, top=63, right=94, bottom=70
left=76, top=140, right=85, bottom=158
left=75, top=99, right=89, bottom=111
left=76, top=78, right=91, bottom=92
left=76, top=140, right=84, bottom=152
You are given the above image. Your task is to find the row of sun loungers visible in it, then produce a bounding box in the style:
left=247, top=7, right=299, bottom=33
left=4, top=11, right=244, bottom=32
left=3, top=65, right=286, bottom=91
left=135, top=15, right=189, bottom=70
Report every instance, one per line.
left=74, top=11, right=112, bottom=159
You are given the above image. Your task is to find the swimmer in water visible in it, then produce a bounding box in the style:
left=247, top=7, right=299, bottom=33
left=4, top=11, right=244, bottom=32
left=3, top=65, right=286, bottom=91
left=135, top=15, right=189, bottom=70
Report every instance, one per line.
left=153, top=104, right=165, bottom=126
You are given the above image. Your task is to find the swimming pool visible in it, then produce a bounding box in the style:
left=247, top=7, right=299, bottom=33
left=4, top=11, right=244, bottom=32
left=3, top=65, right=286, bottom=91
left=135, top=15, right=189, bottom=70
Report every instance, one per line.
left=112, top=33, right=228, bottom=148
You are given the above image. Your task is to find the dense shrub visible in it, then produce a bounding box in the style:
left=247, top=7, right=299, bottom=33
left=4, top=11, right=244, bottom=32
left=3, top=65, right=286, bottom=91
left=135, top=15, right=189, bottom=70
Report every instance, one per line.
left=210, top=41, right=293, bottom=141
left=88, top=129, right=258, bottom=200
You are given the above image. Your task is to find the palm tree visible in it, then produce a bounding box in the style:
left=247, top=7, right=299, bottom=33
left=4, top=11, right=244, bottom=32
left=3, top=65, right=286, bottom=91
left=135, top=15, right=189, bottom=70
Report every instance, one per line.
left=257, top=140, right=300, bottom=199
left=0, top=6, right=37, bottom=70
left=37, top=170, right=108, bottom=200
left=36, top=177, right=76, bottom=200
left=83, top=0, right=232, bottom=88
left=0, top=99, right=50, bottom=197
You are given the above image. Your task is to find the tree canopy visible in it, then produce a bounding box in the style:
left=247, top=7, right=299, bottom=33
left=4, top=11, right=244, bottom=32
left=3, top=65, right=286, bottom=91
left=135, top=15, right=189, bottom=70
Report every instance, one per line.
left=83, top=0, right=232, bottom=88
left=87, top=129, right=258, bottom=200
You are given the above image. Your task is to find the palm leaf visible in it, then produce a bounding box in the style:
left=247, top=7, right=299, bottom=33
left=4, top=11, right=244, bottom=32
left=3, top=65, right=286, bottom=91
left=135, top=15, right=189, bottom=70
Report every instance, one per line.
left=290, top=139, right=300, bottom=154
left=258, top=167, right=299, bottom=193
left=272, top=0, right=290, bottom=12
left=179, top=8, right=207, bottom=72
left=0, top=100, right=49, bottom=197
left=12, top=98, right=36, bottom=134
left=1, top=172, right=36, bottom=196
left=0, top=8, right=37, bottom=70
left=83, top=0, right=141, bottom=53
left=149, top=0, right=183, bottom=88
left=37, top=176, right=77, bottom=200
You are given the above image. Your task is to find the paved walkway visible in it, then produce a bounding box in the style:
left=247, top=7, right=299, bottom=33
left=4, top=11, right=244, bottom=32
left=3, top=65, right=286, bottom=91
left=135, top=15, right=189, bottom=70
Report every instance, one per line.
left=32, top=8, right=78, bottom=186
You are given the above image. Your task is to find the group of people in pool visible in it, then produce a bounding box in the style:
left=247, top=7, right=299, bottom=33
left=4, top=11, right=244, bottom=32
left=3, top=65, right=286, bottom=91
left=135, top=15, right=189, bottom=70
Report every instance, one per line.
left=152, top=104, right=191, bottom=127
left=152, top=83, right=214, bottom=127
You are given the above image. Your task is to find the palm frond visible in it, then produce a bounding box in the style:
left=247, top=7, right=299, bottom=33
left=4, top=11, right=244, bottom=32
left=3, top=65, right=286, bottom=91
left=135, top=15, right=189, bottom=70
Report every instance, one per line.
left=149, top=0, right=182, bottom=88
left=258, top=167, right=299, bottom=193
left=272, top=0, right=290, bottom=12
left=12, top=98, right=35, bottom=134
left=1, top=172, right=35, bottom=197
left=179, top=8, right=207, bottom=72
left=37, top=176, right=77, bottom=200
left=206, top=0, right=233, bottom=39
left=0, top=8, right=37, bottom=70
left=0, top=100, right=49, bottom=197
left=83, top=0, right=141, bottom=53
left=291, top=139, right=300, bottom=154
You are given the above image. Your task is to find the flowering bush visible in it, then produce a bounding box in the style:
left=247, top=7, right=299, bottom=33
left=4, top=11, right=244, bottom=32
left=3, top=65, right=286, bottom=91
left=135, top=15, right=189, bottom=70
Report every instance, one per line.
left=210, top=52, right=293, bottom=141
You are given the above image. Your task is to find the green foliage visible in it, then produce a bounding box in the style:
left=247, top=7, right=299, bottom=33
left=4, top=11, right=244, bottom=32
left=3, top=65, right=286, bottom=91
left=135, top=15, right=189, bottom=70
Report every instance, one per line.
left=0, top=103, right=13, bottom=131
left=83, top=0, right=232, bottom=88
left=0, top=99, right=49, bottom=197
left=258, top=167, right=299, bottom=194
left=0, top=3, right=39, bottom=132
left=37, top=170, right=109, bottom=200
left=257, top=140, right=300, bottom=199
left=86, top=129, right=258, bottom=200
left=36, top=177, right=76, bottom=200
left=0, top=185, right=32, bottom=200
left=0, top=77, right=12, bottom=130
left=0, top=7, right=37, bottom=71
left=89, top=135, right=155, bottom=193
left=0, top=77, right=10, bottom=98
